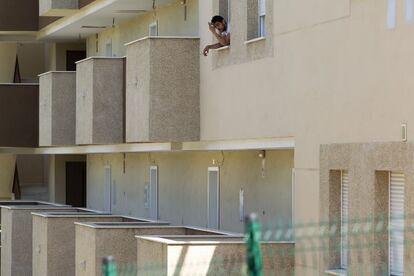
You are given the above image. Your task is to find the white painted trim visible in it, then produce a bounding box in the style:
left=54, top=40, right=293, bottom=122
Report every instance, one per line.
left=125, top=36, right=200, bottom=46
left=0, top=143, right=180, bottom=155
left=207, top=167, right=220, bottom=229
left=0, top=138, right=294, bottom=155
left=149, top=165, right=159, bottom=220
left=75, top=55, right=125, bottom=64
left=38, top=71, right=76, bottom=77
left=214, top=45, right=230, bottom=52
left=182, top=137, right=294, bottom=151
left=244, top=36, right=266, bottom=45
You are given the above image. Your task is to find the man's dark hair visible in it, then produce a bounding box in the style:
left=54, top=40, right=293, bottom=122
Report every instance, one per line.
left=211, top=15, right=225, bottom=24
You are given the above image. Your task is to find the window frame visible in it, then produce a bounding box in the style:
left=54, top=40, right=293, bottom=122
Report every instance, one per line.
left=258, top=0, right=266, bottom=37
left=340, top=170, right=349, bottom=270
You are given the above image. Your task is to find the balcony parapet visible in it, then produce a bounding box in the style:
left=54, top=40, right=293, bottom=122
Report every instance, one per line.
left=76, top=57, right=125, bottom=145
left=125, top=36, right=200, bottom=143
left=39, top=71, right=76, bottom=147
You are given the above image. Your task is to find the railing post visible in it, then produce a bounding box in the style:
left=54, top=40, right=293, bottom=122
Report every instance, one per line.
left=245, top=213, right=263, bottom=276
left=102, top=256, right=117, bottom=276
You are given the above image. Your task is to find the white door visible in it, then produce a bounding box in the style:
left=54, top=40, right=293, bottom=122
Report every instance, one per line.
left=208, top=167, right=220, bottom=229
left=105, top=40, right=112, bottom=57
left=341, top=170, right=349, bottom=269
left=149, top=166, right=159, bottom=220
left=103, top=166, right=111, bottom=212
left=390, top=172, right=405, bottom=275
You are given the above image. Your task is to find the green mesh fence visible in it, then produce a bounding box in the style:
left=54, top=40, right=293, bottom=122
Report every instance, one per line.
left=100, top=213, right=411, bottom=276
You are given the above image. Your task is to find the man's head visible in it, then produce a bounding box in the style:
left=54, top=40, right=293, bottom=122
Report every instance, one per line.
left=211, top=15, right=227, bottom=32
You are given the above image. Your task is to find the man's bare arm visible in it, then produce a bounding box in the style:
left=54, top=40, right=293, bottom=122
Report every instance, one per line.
left=203, top=43, right=225, bottom=56
left=209, top=43, right=225, bottom=49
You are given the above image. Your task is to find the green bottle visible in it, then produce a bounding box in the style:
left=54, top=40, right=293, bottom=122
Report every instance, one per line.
left=102, top=256, right=117, bottom=276
left=245, top=213, right=263, bottom=276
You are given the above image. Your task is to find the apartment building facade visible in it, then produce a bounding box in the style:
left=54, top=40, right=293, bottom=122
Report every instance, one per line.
left=0, top=0, right=413, bottom=275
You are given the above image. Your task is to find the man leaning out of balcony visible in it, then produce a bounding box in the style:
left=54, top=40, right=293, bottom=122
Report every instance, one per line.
left=203, top=15, right=231, bottom=56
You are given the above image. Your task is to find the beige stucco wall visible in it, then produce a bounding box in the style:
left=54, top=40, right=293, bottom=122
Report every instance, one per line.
left=198, top=0, right=414, bottom=273
left=320, top=142, right=414, bottom=275
left=125, top=37, right=200, bottom=142
left=86, top=150, right=293, bottom=233
left=39, top=72, right=77, bottom=146
left=86, top=0, right=199, bottom=57
left=75, top=57, right=125, bottom=145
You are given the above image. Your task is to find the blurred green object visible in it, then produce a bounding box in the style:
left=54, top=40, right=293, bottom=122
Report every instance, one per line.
left=102, top=256, right=117, bottom=276
left=245, top=213, right=263, bottom=276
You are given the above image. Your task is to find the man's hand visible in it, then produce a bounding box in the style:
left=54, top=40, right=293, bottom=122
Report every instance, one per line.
left=203, top=45, right=211, bottom=56
left=208, top=22, right=216, bottom=34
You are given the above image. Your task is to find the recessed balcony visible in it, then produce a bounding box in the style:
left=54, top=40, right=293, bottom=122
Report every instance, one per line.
left=76, top=57, right=125, bottom=145
left=39, top=72, right=76, bottom=147
left=0, top=84, right=39, bottom=147
left=125, top=37, right=200, bottom=143
left=0, top=0, right=38, bottom=32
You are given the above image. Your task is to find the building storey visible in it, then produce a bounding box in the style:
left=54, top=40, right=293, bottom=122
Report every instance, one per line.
left=0, top=0, right=412, bottom=274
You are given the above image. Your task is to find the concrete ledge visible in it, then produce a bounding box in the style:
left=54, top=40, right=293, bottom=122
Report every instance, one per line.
left=214, top=45, right=230, bottom=52
left=244, top=36, right=266, bottom=45
left=325, top=269, right=347, bottom=275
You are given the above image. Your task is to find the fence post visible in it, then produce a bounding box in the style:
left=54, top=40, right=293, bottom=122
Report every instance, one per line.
left=245, top=213, right=263, bottom=276
left=102, top=256, right=117, bottom=276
